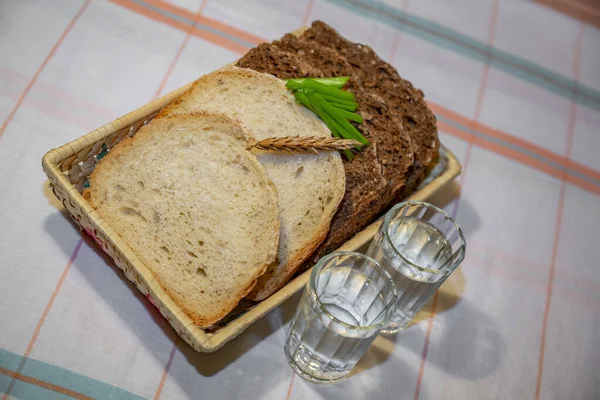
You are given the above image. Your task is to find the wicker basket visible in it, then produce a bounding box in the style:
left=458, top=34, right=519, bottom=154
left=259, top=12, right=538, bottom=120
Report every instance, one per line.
left=42, top=67, right=461, bottom=354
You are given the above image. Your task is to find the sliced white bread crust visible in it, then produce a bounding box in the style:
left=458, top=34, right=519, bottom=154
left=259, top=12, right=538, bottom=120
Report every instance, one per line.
left=158, top=67, right=346, bottom=300
left=85, top=112, right=280, bottom=326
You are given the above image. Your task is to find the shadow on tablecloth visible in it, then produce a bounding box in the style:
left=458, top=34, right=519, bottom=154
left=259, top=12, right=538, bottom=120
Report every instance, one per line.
left=44, top=206, right=297, bottom=380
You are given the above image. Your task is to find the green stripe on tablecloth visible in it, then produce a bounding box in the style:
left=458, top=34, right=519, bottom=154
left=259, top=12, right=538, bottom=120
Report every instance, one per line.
left=324, top=0, right=600, bottom=111
left=0, top=348, right=144, bottom=400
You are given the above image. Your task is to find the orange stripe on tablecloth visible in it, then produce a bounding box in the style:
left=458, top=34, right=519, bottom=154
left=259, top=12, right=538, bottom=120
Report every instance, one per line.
left=0, top=0, right=90, bottom=140
left=535, top=180, right=567, bottom=400
left=465, top=247, right=600, bottom=312
left=153, top=340, right=178, bottom=400
left=472, top=132, right=564, bottom=177
left=532, top=0, right=600, bottom=29
left=436, top=120, right=471, bottom=142
left=564, top=172, right=600, bottom=196
left=144, top=0, right=264, bottom=45
left=388, top=31, right=402, bottom=63
left=302, top=0, right=315, bottom=26
left=188, top=24, right=249, bottom=54
left=153, top=0, right=206, bottom=99
left=0, top=367, right=94, bottom=400
left=108, top=0, right=252, bottom=54
left=430, top=102, right=600, bottom=185
left=284, top=373, right=295, bottom=400
left=414, top=1, right=499, bottom=398
left=23, top=240, right=84, bottom=359
left=1, top=239, right=84, bottom=400
left=439, top=117, right=567, bottom=180
left=439, top=119, right=600, bottom=196
left=467, top=239, right=600, bottom=297
left=387, top=0, right=411, bottom=62
left=535, top=21, right=584, bottom=400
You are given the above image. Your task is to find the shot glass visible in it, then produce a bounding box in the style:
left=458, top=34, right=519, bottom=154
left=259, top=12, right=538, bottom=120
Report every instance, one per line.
left=284, top=252, right=398, bottom=384
left=367, top=201, right=466, bottom=334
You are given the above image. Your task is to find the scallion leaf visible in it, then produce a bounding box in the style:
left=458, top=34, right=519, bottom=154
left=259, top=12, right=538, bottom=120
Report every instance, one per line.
left=288, top=79, right=356, bottom=103
left=294, top=91, right=317, bottom=114
left=284, top=76, right=349, bottom=88
left=336, top=109, right=363, bottom=123
left=309, top=92, right=368, bottom=145
left=320, top=94, right=357, bottom=107
left=328, top=101, right=358, bottom=112
left=285, top=77, right=368, bottom=158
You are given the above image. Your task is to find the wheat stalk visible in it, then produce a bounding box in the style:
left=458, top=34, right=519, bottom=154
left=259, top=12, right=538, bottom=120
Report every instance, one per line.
left=252, top=136, right=361, bottom=154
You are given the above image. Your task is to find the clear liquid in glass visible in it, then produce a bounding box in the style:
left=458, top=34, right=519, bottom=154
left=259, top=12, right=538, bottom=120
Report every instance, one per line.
left=284, top=266, right=387, bottom=383
left=377, top=217, right=453, bottom=333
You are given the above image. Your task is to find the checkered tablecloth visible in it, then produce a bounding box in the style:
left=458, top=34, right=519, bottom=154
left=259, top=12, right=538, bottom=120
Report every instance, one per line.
left=1, top=0, right=599, bottom=399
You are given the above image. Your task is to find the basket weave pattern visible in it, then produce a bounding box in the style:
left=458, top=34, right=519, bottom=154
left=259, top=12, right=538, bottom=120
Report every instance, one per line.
left=64, top=112, right=157, bottom=193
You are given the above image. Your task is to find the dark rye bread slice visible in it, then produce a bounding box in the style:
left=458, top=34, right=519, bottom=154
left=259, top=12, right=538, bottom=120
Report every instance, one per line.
left=302, top=21, right=439, bottom=193
left=236, top=43, right=323, bottom=79
left=314, top=143, right=384, bottom=260
left=273, top=33, right=363, bottom=92
left=237, top=43, right=388, bottom=259
left=274, top=34, right=414, bottom=204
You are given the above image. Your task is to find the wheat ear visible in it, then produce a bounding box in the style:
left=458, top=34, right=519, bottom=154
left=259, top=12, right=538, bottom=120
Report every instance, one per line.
left=252, top=136, right=361, bottom=154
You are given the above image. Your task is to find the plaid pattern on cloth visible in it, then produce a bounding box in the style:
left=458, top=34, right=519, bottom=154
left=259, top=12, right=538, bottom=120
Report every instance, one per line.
left=1, top=0, right=599, bottom=399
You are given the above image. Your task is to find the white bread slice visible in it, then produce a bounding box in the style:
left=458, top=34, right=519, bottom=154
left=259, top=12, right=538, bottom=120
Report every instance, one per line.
left=84, top=112, right=280, bottom=326
left=158, top=67, right=346, bottom=301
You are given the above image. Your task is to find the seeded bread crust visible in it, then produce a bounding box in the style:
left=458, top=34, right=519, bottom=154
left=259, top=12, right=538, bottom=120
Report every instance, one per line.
left=236, top=43, right=324, bottom=79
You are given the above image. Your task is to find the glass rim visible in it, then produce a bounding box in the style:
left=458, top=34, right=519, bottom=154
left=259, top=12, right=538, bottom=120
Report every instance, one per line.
left=382, top=201, right=466, bottom=275
left=308, top=251, right=398, bottom=332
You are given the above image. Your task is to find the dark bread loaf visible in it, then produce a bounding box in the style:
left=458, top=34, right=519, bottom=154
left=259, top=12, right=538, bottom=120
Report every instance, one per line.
left=237, top=42, right=388, bottom=259
left=302, top=21, right=439, bottom=192
left=274, top=34, right=414, bottom=203
left=272, top=34, right=416, bottom=261
left=237, top=21, right=440, bottom=278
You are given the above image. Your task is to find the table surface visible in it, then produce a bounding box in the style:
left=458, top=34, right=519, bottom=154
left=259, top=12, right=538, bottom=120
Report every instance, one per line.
left=1, top=0, right=599, bottom=399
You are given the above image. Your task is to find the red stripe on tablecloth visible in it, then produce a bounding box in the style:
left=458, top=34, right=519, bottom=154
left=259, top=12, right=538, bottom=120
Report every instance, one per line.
left=535, top=21, right=584, bottom=400
left=414, top=0, right=499, bottom=398
left=0, top=0, right=90, bottom=140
